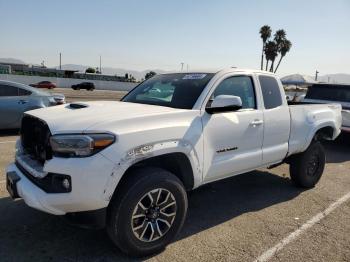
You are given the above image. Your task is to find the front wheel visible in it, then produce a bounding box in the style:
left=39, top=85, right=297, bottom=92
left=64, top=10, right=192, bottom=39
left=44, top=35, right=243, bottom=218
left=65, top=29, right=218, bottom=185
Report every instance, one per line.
left=289, top=141, right=326, bottom=188
left=106, top=168, right=188, bottom=257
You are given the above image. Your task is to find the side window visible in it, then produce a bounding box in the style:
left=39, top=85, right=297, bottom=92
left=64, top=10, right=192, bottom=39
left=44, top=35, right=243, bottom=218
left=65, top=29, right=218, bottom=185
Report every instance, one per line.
left=259, top=75, right=283, bottom=109
left=212, top=76, right=256, bottom=109
left=18, top=88, right=32, bottom=96
left=0, top=84, right=19, bottom=97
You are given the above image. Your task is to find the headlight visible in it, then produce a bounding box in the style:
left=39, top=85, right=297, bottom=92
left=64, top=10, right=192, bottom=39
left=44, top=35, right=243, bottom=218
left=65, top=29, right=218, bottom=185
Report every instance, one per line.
left=50, top=133, right=115, bottom=157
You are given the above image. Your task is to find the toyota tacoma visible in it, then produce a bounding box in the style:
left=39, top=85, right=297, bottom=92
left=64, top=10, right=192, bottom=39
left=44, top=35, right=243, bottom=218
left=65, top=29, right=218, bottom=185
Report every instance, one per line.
left=6, top=68, right=342, bottom=256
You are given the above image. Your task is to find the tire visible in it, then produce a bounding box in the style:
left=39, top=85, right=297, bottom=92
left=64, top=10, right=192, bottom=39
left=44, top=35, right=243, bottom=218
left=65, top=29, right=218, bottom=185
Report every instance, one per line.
left=106, top=167, right=188, bottom=257
left=289, top=141, right=326, bottom=188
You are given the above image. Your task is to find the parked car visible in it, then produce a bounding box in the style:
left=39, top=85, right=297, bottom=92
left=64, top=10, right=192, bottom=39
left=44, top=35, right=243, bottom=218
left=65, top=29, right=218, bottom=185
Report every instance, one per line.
left=51, top=93, right=66, bottom=105
left=303, top=83, right=350, bottom=133
left=30, top=81, right=56, bottom=89
left=0, top=80, right=64, bottom=129
left=6, top=69, right=342, bottom=256
left=71, top=82, right=95, bottom=91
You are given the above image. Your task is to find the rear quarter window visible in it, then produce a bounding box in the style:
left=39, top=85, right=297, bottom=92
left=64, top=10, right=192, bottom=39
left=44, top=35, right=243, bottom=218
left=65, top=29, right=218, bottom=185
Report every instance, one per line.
left=259, top=75, right=283, bottom=109
left=18, top=88, right=32, bottom=96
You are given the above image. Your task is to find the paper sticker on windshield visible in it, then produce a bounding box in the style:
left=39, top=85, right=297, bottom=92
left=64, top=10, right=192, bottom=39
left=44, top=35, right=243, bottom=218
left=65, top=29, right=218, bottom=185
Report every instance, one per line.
left=182, top=74, right=207, bottom=80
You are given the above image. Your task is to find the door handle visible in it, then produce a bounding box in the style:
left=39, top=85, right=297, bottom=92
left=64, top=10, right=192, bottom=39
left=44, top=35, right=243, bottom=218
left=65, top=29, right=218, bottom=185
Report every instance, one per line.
left=250, top=119, right=263, bottom=126
left=18, top=100, right=28, bottom=104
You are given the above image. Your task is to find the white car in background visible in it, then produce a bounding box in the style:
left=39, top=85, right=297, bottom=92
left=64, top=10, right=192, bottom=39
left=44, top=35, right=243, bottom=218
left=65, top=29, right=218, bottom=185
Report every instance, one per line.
left=303, top=83, right=350, bottom=133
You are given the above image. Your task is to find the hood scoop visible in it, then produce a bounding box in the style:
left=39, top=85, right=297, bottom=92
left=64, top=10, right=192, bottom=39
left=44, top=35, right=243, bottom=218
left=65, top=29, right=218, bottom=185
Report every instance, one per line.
left=68, top=102, right=89, bottom=109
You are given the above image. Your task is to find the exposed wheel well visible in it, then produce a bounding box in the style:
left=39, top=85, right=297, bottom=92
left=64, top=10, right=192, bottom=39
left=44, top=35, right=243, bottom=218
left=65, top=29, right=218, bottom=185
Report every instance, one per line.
left=118, top=152, right=194, bottom=192
left=315, top=126, right=334, bottom=140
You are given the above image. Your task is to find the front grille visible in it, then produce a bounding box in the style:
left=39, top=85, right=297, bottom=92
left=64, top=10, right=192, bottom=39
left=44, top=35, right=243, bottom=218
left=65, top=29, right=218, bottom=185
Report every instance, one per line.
left=21, top=115, right=53, bottom=164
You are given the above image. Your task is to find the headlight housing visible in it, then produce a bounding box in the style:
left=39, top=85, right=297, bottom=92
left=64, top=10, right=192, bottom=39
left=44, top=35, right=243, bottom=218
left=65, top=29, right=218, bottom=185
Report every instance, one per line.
left=50, top=133, right=115, bottom=157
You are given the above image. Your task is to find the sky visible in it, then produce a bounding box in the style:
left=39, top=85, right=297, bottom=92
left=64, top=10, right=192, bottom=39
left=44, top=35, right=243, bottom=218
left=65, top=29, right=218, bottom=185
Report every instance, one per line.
left=0, top=0, right=350, bottom=76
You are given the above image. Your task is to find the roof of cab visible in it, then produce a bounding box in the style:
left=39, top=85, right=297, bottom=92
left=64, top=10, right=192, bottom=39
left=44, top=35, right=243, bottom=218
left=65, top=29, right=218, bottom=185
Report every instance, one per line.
left=160, top=67, right=277, bottom=76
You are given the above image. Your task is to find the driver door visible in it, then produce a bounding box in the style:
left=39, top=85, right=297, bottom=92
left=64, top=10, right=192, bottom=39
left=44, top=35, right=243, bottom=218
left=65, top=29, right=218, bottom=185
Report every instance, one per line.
left=202, top=75, right=264, bottom=183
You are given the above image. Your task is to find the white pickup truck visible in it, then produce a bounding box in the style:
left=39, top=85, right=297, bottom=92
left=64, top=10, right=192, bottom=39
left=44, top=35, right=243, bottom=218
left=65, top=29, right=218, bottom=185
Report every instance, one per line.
left=6, top=68, right=342, bottom=256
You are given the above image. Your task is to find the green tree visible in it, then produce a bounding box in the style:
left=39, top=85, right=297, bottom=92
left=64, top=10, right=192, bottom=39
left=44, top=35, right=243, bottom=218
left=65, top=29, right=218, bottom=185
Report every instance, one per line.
left=259, top=25, right=272, bottom=70
left=259, top=26, right=292, bottom=72
left=145, top=71, right=157, bottom=79
left=85, top=67, right=96, bottom=73
left=274, top=39, right=292, bottom=73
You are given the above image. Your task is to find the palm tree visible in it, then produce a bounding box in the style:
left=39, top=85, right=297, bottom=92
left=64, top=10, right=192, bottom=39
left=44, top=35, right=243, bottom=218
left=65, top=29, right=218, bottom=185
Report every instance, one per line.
left=274, top=39, right=292, bottom=73
left=274, top=29, right=286, bottom=48
left=259, top=25, right=272, bottom=70
left=264, top=41, right=278, bottom=72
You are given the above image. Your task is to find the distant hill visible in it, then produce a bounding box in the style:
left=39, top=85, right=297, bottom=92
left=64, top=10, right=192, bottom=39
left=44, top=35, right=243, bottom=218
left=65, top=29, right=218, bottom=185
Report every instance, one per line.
left=57, top=64, right=167, bottom=80
left=318, top=74, right=350, bottom=84
left=0, top=58, right=26, bottom=64
left=282, top=73, right=350, bottom=85
left=1, top=57, right=349, bottom=83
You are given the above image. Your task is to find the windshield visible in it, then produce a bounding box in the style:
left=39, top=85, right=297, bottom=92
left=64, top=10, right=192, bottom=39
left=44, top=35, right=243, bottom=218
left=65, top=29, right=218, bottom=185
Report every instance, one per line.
left=122, top=73, right=214, bottom=109
left=305, top=84, right=350, bottom=103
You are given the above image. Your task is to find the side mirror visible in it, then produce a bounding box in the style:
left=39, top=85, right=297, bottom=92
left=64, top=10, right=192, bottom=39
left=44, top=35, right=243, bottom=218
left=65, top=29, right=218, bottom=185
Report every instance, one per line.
left=205, top=95, right=242, bottom=114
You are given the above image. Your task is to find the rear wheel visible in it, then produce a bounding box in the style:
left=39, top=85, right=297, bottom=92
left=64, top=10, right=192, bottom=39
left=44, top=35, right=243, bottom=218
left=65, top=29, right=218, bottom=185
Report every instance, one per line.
left=106, top=167, right=188, bottom=257
left=289, top=141, right=326, bottom=188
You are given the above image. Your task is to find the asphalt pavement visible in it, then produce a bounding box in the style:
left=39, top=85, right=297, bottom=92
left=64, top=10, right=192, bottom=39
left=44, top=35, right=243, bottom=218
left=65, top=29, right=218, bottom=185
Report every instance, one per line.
left=0, top=89, right=349, bottom=262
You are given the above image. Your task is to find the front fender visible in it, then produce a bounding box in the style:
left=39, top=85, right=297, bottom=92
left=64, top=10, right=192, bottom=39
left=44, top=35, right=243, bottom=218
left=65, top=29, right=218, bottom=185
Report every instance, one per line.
left=100, top=139, right=201, bottom=201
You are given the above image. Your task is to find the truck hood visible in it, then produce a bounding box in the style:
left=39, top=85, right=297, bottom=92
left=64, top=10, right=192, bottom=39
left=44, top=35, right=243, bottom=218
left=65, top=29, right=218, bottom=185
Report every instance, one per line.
left=26, top=101, right=190, bottom=134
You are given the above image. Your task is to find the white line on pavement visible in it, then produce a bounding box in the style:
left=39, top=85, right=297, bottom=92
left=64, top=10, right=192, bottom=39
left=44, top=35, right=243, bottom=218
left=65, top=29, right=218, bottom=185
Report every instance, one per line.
left=254, top=191, right=350, bottom=262
left=0, top=141, right=16, bottom=144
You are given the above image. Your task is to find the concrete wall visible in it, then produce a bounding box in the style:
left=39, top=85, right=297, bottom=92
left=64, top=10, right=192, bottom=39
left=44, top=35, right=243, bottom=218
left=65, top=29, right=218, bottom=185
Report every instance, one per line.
left=0, top=74, right=138, bottom=91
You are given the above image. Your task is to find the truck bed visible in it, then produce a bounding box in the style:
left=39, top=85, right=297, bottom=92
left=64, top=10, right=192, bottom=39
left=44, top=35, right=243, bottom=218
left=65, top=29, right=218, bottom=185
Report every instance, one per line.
left=287, top=103, right=342, bottom=156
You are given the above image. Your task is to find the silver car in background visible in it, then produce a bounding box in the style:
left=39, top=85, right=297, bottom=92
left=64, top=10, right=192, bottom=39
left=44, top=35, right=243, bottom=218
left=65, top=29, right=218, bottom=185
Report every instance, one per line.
left=0, top=80, right=65, bottom=129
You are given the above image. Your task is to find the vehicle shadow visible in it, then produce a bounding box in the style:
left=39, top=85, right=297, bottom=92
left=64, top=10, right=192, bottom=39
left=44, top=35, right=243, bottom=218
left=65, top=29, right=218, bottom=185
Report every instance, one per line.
left=177, top=170, right=302, bottom=241
left=0, top=196, right=135, bottom=262
left=323, top=133, right=350, bottom=163
left=0, top=129, right=20, bottom=137
left=0, top=170, right=303, bottom=261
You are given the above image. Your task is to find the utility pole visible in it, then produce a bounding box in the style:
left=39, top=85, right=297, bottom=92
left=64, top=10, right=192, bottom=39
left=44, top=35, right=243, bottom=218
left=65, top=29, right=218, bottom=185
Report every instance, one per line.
left=187, top=64, right=189, bottom=71
left=100, top=55, right=102, bottom=74
left=180, top=62, right=184, bottom=71
left=59, top=53, right=62, bottom=70
left=315, top=70, right=319, bottom=81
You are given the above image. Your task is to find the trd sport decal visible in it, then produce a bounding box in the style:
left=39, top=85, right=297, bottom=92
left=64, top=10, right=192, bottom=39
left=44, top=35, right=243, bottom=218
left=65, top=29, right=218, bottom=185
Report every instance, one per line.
left=216, top=147, right=238, bottom=153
